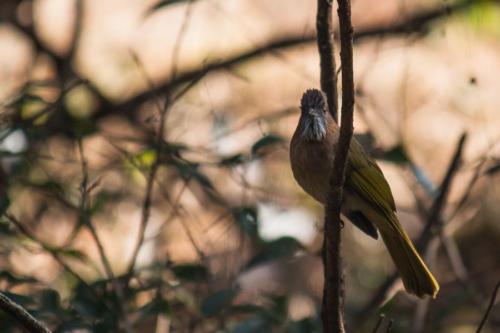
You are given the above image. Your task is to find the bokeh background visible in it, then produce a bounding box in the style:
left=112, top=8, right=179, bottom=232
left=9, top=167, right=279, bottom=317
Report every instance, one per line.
left=1, top=0, right=499, bottom=332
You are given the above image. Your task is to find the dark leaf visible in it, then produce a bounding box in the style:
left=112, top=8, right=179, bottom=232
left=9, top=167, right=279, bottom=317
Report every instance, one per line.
left=2, top=292, right=35, bottom=307
left=288, top=317, right=321, bottom=333
left=54, top=247, right=88, bottom=263
left=245, top=237, right=303, bottom=270
left=172, top=263, right=209, bottom=282
left=55, top=320, right=92, bottom=333
left=40, top=289, right=61, bottom=312
left=232, top=206, right=258, bottom=236
left=229, top=317, right=270, bottom=333
left=0, top=217, right=15, bottom=236
left=485, top=163, right=500, bottom=176
left=171, top=159, right=214, bottom=189
left=201, top=288, right=238, bottom=316
left=0, top=271, right=38, bottom=285
left=380, top=145, right=409, bottom=164
left=147, top=0, right=193, bottom=14
left=219, top=154, right=246, bottom=167
left=140, top=297, right=171, bottom=316
left=251, top=135, right=284, bottom=156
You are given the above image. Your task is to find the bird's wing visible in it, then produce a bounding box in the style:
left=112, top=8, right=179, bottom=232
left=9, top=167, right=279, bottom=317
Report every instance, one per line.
left=345, top=140, right=396, bottom=219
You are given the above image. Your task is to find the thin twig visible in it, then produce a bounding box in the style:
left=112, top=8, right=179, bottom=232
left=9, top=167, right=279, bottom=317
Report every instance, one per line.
left=0, top=292, right=52, bottom=333
left=476, top=280, right=500, bottom=333
left=76, top=141, right=134, bottom=333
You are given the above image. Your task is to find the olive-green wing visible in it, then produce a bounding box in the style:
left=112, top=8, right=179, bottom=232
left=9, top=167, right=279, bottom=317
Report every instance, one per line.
left=345, top=140, right=396, bottom=218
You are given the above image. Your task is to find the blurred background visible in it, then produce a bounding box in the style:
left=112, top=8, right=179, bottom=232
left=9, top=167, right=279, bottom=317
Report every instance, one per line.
left=1, top=0, right=499, bottom=332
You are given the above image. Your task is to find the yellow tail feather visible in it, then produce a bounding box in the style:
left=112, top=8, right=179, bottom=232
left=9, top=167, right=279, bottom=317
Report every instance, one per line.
left=380, top=228, right=439, bottom=298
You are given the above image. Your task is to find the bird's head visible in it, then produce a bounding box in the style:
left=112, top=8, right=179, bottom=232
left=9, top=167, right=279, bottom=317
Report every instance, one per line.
left=299, top=89, right=329, bottom=141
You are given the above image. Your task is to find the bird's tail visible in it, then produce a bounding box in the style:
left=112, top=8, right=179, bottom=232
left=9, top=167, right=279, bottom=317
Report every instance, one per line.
left=380, top=219, right=439, bottom=298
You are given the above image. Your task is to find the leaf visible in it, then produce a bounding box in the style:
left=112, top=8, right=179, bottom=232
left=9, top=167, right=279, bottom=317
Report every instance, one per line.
left=245, top=237, right=303, bottom=270
left=172, top=263, right=209, bottom=282
left=2, top=292, right=35, bottom=306
left=0, top=219, right=14, bottom=235
left=70, top=282, right=110, bottom=318
left=40, top=289, right=61, bottom=313
left=232, top=206, right=258, bottom=236
left=139, top=297, right=171, bottom=316
left=201, top=288, right=238, bottom=316
left=171, top=159, right=214, bottom=189
left=147, top=0, right=193, bottom=14
left=219, top=154, right=246, bottom=167
left=54, top=320, right=92, bottom=333
left=380, top=145, right=409, bottom=164
left=251, top=134, right=284, bottom=156
left=485, top=163, right=500, bottom=176
left=54, top=248, right=88, bottom=263
left=229, top=317, right=270, bottom=333
left=0, top=271, right=38, bottom=285
left=0, top=196, right=10, bottom=217
left=288, top=317, right=321, bottom=333
left=133, top=149, right=157, bottom=168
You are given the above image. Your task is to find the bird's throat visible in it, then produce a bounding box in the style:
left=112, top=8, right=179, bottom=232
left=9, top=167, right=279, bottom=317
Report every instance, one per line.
left=300, top=115, right=327, bottom=141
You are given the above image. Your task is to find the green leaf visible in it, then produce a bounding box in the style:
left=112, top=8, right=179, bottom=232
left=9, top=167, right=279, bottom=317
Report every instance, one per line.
left=55, top=248, right=88, bottom=263
left=245, top=237, right=303, bottom=270
left=201, top=288, right=238, bottom=316
left=380, top=145, right=409, bottom=164
left=172, top=263, right=209, bottom=282
left=251, top=135, right=284, bottom=156
left=232, top=206, right=258, bottom=236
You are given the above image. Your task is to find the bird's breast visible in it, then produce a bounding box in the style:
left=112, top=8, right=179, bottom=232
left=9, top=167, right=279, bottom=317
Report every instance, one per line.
left=290, top=138, right=334, bottom=204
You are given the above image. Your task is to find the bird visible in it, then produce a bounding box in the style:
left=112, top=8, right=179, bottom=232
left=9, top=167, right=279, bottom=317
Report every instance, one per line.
left=289, top=88, right=439, bottom=298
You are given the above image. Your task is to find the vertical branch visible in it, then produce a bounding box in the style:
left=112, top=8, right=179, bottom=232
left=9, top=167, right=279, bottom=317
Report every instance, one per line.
left=319, top=0, right=355, bottom=332
left=316, top=0, right=339, bottom=121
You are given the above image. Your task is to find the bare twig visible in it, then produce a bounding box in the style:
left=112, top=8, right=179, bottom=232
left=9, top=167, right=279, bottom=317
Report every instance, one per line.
left=0, top=292, right=52, bottom=333
left=476, top=280, right=500, bottom=333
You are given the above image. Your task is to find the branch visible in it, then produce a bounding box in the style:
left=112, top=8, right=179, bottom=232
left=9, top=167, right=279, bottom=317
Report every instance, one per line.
left=0, top=292, right=52, bottom=333
left=476, top=280, right=500, bottom=333
left=317, top=0, right=338, bottom=121
left=320, top=0, right=355, bottom=331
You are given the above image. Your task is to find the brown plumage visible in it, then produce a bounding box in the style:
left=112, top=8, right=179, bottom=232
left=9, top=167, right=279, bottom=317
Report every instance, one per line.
left=290, top=89, right=439, bottom=298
